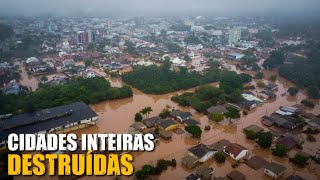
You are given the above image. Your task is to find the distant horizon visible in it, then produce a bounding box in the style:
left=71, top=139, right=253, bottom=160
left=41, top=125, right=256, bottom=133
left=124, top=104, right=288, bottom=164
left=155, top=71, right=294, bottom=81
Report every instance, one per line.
left=0, top=0, right=319, bottom=17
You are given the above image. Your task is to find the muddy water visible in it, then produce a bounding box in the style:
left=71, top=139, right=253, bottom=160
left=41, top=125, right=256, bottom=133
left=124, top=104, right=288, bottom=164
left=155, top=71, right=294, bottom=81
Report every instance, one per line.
left=16, top=60, right=320, bottom=180
left=76, top=71, right=320, bottom=180
left=18, top=66, right=39, bottom=91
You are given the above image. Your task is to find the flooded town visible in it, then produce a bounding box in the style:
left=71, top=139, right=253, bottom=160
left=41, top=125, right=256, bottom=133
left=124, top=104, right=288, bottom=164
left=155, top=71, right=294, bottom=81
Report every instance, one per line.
left=1, top=1, right=320, bottom=180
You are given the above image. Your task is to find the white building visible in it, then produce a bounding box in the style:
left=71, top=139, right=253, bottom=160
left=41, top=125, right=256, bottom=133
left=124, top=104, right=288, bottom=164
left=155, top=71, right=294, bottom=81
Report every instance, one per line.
left=26, top=57, right=39, bottom=64
left=228, top=27, right=241, bottom=46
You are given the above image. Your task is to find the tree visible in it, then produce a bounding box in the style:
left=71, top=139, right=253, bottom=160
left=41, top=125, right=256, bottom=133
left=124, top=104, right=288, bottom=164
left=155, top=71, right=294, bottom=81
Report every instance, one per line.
left=272, top=144, right=288, bottom=157
left=257, top=81, right=266, bottom=88
left=290, top=154, right=309, bottom=168
left=288, top=87, right=299, bottom=96
left=185, top=125, right=202, bottom=138
left=141, top=165, right=155, bottom=175
left=269, top=75, right=277, bottom=82
left=262, top=50, right=285, bottom=69
left=301, top=100, right=315, bottom=108
left=167, top=43, right=182, bottom=53
left=254, top=72, right=264, bottom=79
left=256, top=132, right=273, bottom=148
left=159, top=108, right=170, bottom=119
left=244, top=130, right=257, bottom=140
left=135, top=113, right=143, bottom=121
left=40, top=76, right=48, bottom=82
left=214, top=152, right=226, bottom=163
left=307, top=86, right=320, bottom=99
left=225, top=107, right=240, bottom=119
left=239, top=73, right=252, bottom=84
left=140, top=107, right=153, bottom=118
left=209, top=113, right=224, bottom=122
left=219, top=71, right=243, bottom=94
left=84, top=59, right=93, bottom=67
left=183, top=54, right=192, bottom=62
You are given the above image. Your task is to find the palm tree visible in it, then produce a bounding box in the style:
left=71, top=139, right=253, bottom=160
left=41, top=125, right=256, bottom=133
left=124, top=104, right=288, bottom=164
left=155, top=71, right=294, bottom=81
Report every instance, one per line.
left=140, top=108, right=148, bottom=119
left=145, top=106, right=153, bottom=118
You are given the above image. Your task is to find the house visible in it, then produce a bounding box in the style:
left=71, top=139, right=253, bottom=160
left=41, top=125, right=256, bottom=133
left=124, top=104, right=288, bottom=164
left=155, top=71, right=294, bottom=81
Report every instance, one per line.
left=158, top=119, right=178, bottom=131
left=226, top=53, right=245, bottom=60
left=1, top=80, right=23, bottom=95
left=209, top=139, right=231, bottom=152
left=0, top=102, right=98, bottom=145
left=158, top=129, right=172, bottom=140
left=62, top=59, right=75, bottom=68
left=264, top=83, right=278, bottom=91
left=238, top=99, right=257, bottom=110
left=142, top=116, right=163, bottom=128
left=227, top=170, right=245, bottom=180
left=261, top=116, right=275, bottom=127
left=307, top=118, right=320, bottom=130
left=206, top=105, right=227, bottom=115
left=181, top=154, right=198, bottom=169
left=177, top=112, right=192, bottom=122
left=242, top=93, right=264, bottom=104
left=26, top=57, right=39, bottom=64
left=245, top=156, right=268, bottom=170
left=184, top=174, right=200, bottom=180
left=129, top=122, right=147, bottom=131
left=195, top=165, right=214, bottom=180
left=275, top=136, right=297, bottom=150
left=243, top=125, right=264, bottom=134
left=169, top=110, right=184, bottom=119
left=188, top=144, right=216, bottom=162
left=258, top=90, right=277, bottom=100
left=184, top=119, right=201, bottom=126
left=223, top=143, right=249, bottom=161
left=264, top=162, right=286, bottom=179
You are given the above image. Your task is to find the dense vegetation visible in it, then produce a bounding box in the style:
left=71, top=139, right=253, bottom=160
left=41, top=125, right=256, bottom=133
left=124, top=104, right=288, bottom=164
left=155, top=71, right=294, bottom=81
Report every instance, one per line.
left=262, top=50, right=285, bottom=69
left=0, top=77, right=133, bottom=114
left=122, top=60, right=221, bottom=94
left=135, top=159, right=176, bottom=180
left=185, top=125, right=202, bottom=138
left=171, top=85, right=225, bottom=113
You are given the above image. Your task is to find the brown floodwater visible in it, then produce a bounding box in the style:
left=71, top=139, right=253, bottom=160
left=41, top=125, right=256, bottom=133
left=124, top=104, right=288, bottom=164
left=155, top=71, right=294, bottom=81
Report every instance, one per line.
left=18, top=66, right=39, bottom=91
left=15, top=61, right=320, bottom=180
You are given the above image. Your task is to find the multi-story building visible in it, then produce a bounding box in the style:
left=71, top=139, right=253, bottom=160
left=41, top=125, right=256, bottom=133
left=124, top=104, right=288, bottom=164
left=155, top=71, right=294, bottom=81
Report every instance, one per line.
left=228, top=27, right=241, bottom=46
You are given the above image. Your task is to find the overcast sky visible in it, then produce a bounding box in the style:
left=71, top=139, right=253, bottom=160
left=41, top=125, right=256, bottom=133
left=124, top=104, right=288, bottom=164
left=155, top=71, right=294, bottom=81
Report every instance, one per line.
left=0, top=0, right=319, bottom=16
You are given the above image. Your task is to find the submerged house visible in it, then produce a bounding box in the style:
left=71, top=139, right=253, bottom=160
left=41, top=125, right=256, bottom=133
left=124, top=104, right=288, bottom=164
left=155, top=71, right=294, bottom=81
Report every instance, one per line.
left=264, top=162, right=286, bottom=179
left=0, top=102, right=98, bottom=145
left=223, top=143, right=249, bottom=161
left=188, top=144, right=216, bottom=162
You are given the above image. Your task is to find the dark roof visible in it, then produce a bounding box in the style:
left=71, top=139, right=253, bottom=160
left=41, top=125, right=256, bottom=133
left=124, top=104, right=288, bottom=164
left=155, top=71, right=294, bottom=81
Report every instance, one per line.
left=158, top=129, right=172, bottom=139
left=261, top=116, right=275, bottom=127
left=210, top=139, right=231, bottom=152
left=170, top=110, right=183, bottom=117
left=142, top=116, right=163, bottom=128
left=188, top=144, right=212, bottom=159
left=182, top=155, right=199, bottom=169
left=264, top=83, right=278, bottom=91
left=158, top=119, right=177, bottom=129
left=276, top=136, right=297, bottom=150
left=184, top=173, right=200, bottom=180
left=195, top=165, right=213, bottom=179
left=285, top=175, right=306, bottom=180
left=227, top=170, right=245, bottom=180
left=238, top=99, right=256, bottom=109
left=225, top=143, right=247, bottom=157
left=0, top=102, right=97, bottom=142
left=244, top=125, right=264, bottom=133
left=178, top=112, right=192, bottom=119
left=264, top=162, right=286, bottom=176
left=206, top=105, right=227, bottom=114
left=184, top=119, right=201, bottom=126
left=245, top=156, right=268, bottom=170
